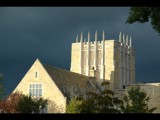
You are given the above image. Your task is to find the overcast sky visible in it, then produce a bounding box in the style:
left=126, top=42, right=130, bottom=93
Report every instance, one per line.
left=0, top=7, right=160, bottom=95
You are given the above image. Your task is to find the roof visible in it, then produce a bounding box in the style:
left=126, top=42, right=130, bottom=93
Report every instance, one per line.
left=42, top=63, right=96, bottom=98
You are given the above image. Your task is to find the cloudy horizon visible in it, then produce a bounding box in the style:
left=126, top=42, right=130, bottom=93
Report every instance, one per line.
left=0, top=7, right=160, bottom=95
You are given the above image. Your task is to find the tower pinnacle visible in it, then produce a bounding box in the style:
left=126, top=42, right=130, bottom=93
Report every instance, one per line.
left=95, top=30, right=98, bottom=42
left=126, top=35, right=128, bottom=46
left=119, top=31, right=122, bottom=43
left=129, top=36, right=132, bottom=47
left=123, top=33, right=125, bottom=44
left=102, top=30, right=105, bottom=41
left=80, top=32, right=83, bottom=43
left=88, top=32, right=90, bottom=42
left=76, top=35, right=78, bottom=43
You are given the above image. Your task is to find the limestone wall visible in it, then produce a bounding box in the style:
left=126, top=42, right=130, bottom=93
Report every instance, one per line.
left=70, top=34, right=135, bottom=91
left=70, top=43, right=81, bottom=74
left=104, top=40, right=115, bottom=89
left=13, top=59, right=66, bottom=113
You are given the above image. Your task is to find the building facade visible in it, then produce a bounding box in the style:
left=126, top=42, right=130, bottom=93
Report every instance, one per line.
left=13, top=59, right=96, bottom=113
left=70, top=31, right=135, bottom=90
left=12, top=30, right=160, bottom=113
left=12, top=31, right=137, bottom=113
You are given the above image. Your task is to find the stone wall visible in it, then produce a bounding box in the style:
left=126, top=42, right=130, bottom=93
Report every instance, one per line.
left=13, top=59, right=66, bottom=113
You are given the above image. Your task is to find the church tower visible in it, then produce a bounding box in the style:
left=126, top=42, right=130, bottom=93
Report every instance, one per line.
left=70, top=31, right=135, bottom=90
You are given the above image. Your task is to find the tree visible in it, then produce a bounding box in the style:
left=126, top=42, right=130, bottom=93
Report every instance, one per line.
left=0, top=92, right=21, bottom=113
left=66, top=97, right=82, bottom=113
left=66, top=82, right=122, bottom=113
left=126, top=7, right=160, bottom=34
left=120, top=86, right=156, bottom=113
left=47, top=100, right=64, bottom=113
left=0, top=92, right=48, bottom=113
left=16, top=94, right=48, bottom=113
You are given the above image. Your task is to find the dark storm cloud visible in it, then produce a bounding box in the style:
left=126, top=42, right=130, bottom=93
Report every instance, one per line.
left=0, top=7, right=160, bottom=95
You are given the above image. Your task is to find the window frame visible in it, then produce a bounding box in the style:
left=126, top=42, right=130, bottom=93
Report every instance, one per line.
left=29, top=83, right=43, bottom=97
left=35, top=71, right=38, bottom=78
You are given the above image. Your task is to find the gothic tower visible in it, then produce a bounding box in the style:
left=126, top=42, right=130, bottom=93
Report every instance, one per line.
left=70, top=31, right=135, bottom=90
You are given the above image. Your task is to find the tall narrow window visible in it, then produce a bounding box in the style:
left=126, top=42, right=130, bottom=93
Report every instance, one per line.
left=35, top=72, right=38, bottom=78
left=29, top=84, right=42, bottom=97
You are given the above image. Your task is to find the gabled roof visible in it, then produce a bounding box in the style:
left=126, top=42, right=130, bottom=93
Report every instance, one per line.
left=41, top=62, right=96, bottom=98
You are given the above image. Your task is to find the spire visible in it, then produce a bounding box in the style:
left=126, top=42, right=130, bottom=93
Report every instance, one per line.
left=80, top=32, right=83, bottom=43
left=123, top=33, right=125, bottom=44
left=76, top=35, right=78, bottom=43
left=88, top=32, right=90, bottom=42
left=126, top=35, right=128, bottom=46
left=119, top=31, right=122, bottom=42
left=102, top=30, right=105, bottom=41
left=95, top=30, right=98, bottom=42
left=129, top=36, right=132, bottom=47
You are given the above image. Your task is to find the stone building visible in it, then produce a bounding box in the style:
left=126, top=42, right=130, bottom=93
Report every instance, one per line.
left=13, top=59, right=96, bottom=113
left=13, top=31, right=138, bottom=113
left=12, top=30, right=160, bottom=113
left=70, top=31, right=135, bottom=90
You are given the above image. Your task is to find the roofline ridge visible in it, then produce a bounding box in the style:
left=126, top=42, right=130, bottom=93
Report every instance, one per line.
left=43, top=64, right=90, bottom=78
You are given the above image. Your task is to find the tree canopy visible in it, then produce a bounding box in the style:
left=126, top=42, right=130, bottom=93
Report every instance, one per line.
left=67, top=83, right=156, bottom=113
left=120, top=86, right=156, bottom=113
left=127, top=7, right=160, bottom=34
left=67, top=82, right=122, bottom=113
left=0, top=92, right=21, bottom=113
left=16, top=94, right=48, bottom=113
left=0, top=92, right=48, bottom=113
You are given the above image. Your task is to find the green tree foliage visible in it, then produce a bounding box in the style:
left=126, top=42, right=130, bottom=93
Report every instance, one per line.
left=16, top=94, right=48, bottom=113
left=66, top=97, right=82, bottom=113
left=126, top=7, right=160, bottom=34
left=66, top=82, right=122, bottom=113
left=0, top=91, right=48, bottom=113
left=120, top=86, right=156, bottom=113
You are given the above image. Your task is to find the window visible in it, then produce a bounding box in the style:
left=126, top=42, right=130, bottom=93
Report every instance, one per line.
left=35, top=72, right=38, bottom=78
left=92, top=67, right=94, bottom=70
left=29, top=84, right=42, bottom=97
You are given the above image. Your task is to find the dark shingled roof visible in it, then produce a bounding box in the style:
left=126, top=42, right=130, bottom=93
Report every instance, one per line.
left=42, top=63, right=96, bottom=97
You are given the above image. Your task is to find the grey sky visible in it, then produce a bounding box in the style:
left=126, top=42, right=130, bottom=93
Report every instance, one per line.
left=0, top=7, right=160, bottom=95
